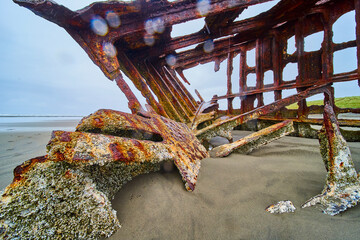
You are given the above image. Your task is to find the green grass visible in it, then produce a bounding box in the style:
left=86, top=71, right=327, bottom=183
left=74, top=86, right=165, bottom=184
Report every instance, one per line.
left=287, top=96, right=360, bottom=109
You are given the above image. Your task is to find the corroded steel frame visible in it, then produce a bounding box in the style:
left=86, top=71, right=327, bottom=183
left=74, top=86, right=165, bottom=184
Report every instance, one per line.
left=13, top=0, right=359, bottom=141
left=2, top=1, right=360, bottom=238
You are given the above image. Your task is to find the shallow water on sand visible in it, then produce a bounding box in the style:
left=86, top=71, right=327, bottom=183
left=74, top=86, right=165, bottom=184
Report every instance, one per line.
left=0, top=116, right=82, bottom=132
left=0, top=117, right=81, bottom=189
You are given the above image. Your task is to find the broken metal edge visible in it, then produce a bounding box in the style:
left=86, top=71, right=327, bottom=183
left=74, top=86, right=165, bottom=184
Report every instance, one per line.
left=301, top=104, right=360, bottom=216
left=209, top=120, right=294, bottom=157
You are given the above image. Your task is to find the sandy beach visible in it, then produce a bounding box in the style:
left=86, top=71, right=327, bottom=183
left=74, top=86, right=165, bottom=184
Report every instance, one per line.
left=0, top=118, right=360, bottom=239
left=0, top=117, right=81, bottom=190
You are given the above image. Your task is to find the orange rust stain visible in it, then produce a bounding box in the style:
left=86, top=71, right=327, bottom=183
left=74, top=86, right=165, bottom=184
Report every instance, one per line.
left=92, top=117, right=104, bottom=128
left=108, top=143, right=128, bottom=162
left=54, top=152, right=65, bottom=161
left=12, top=156, right=47, bottom=184
left=127, top=149, right=135, bottom=162
left=132, top=139, right=152, bottom=158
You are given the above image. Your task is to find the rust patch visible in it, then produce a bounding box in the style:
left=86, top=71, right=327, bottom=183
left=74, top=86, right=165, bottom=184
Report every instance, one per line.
left=108, top=143, right=127, bottom=162
left=59, top=132, right=71, bottom=142
left=93, top=118, right=104, bottom=128
left=12, top=156, right=47, bottom=184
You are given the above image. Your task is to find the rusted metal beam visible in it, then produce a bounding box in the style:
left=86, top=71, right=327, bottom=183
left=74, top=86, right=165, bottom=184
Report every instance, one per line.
left=259, top=116, right=360, bottom=127
left=205, top=7, right=245, bottom=33
left=13, top=0, right=273, bottom=83
left=169, top=0, right=319, bottom=62
left=212, top=72, right=359, bottom=101
left=302, top=104, right=360, bottom=215
left=209, top=120, right=294, bottom=157
left=114, top=73, right=143, bottom=114
left=195, top=83, right=331, bottom=141
left=163, top=66, right=198, bottom=112
left=14, top=0, right=273, bottom=31
left=176, top=68, right=191, bottom=85
left=171, top=0, right=317, bottom=55
left=136, top=63, right=178, bottom=119
left=255, top=38, right=265, bottom=107
left=116, top=51, right=168, bottom=117
left=156, top=67, right=194, bottom=119
left=190, top=101, right=219, bottom=130
left=89, top=0, right=274, bottom=38
left=195, top=89, right=205, bottom=103
left=321, top=12, right=333, bottom=83
left=143, top=62, right=189, bottom=122
left=144, top=63, right=192, bottom=122
left=295, top=17, right=305, bottom=85
left=227, top=52, right=234, bottom=114
left=239, top=49, right=247, bottom=112
left=355, top=0, right=360, bottom=86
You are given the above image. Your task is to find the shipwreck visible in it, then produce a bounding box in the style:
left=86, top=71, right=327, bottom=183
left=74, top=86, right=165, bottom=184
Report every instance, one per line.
left=1, top=0, right=360, bottom=239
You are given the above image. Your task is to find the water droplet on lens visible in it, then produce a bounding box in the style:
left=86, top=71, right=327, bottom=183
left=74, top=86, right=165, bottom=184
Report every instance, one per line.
left=165, top=54, right=177, bottom=66
left=145, top=19, right=155, bottom=35
left=106, top=11, right=121, bottom=28
left=203, top=39, right=214, bottom=53
left=144, top=34, right=155, bottom=46
left=90, top=17, right=108, bottom=36
left=197, top=0, right=211, bottom=16
left=103, top=42, right=117, bottom=57
left=153, top=17, right=165, bottom=33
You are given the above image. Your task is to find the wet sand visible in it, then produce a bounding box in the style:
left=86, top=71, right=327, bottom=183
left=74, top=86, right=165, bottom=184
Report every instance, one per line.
left=0, top=121, right=360, bottom=239
left=0, top=118, right=81, bottom=190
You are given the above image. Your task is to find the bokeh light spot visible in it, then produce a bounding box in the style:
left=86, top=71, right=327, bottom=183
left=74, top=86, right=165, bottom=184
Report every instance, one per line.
left=145, top=18, right=165, bottom=34
left=203, top=39, right=214, bottom=53
left=144, top=33, right=155, bottom=46
left=102, top=42, right=117, bottom=57
left=145, top=19, right=155, bottom=35
left=106, top=11, right=121, bottom=28
left=153, top=17, right=165, bottom=33
left=197, top=0, right=211, bottom=16
left=90, top=17, right=108, bottom=36
left=165, top=54, right=177, bottom=66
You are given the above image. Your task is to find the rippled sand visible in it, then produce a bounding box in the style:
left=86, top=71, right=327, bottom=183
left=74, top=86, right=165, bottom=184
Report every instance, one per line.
left=109, top=132, right=360, bottom=240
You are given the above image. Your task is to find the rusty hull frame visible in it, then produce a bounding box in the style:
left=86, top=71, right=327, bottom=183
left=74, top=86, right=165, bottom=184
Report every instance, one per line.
left=2, top=1, right=360, bottom=238
left=13, top=0, right=360, bottom=141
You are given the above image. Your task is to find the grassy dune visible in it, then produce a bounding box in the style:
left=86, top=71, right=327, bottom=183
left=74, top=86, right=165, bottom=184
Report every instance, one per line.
left=287, top=96, right=360, bottom=109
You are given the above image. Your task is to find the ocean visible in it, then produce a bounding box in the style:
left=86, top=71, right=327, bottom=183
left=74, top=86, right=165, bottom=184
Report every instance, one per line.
left=0, top=116, right=83, bottom=132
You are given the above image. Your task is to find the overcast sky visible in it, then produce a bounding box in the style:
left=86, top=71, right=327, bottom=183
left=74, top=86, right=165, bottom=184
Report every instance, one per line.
left=0, top=0, right=358, bottom=116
